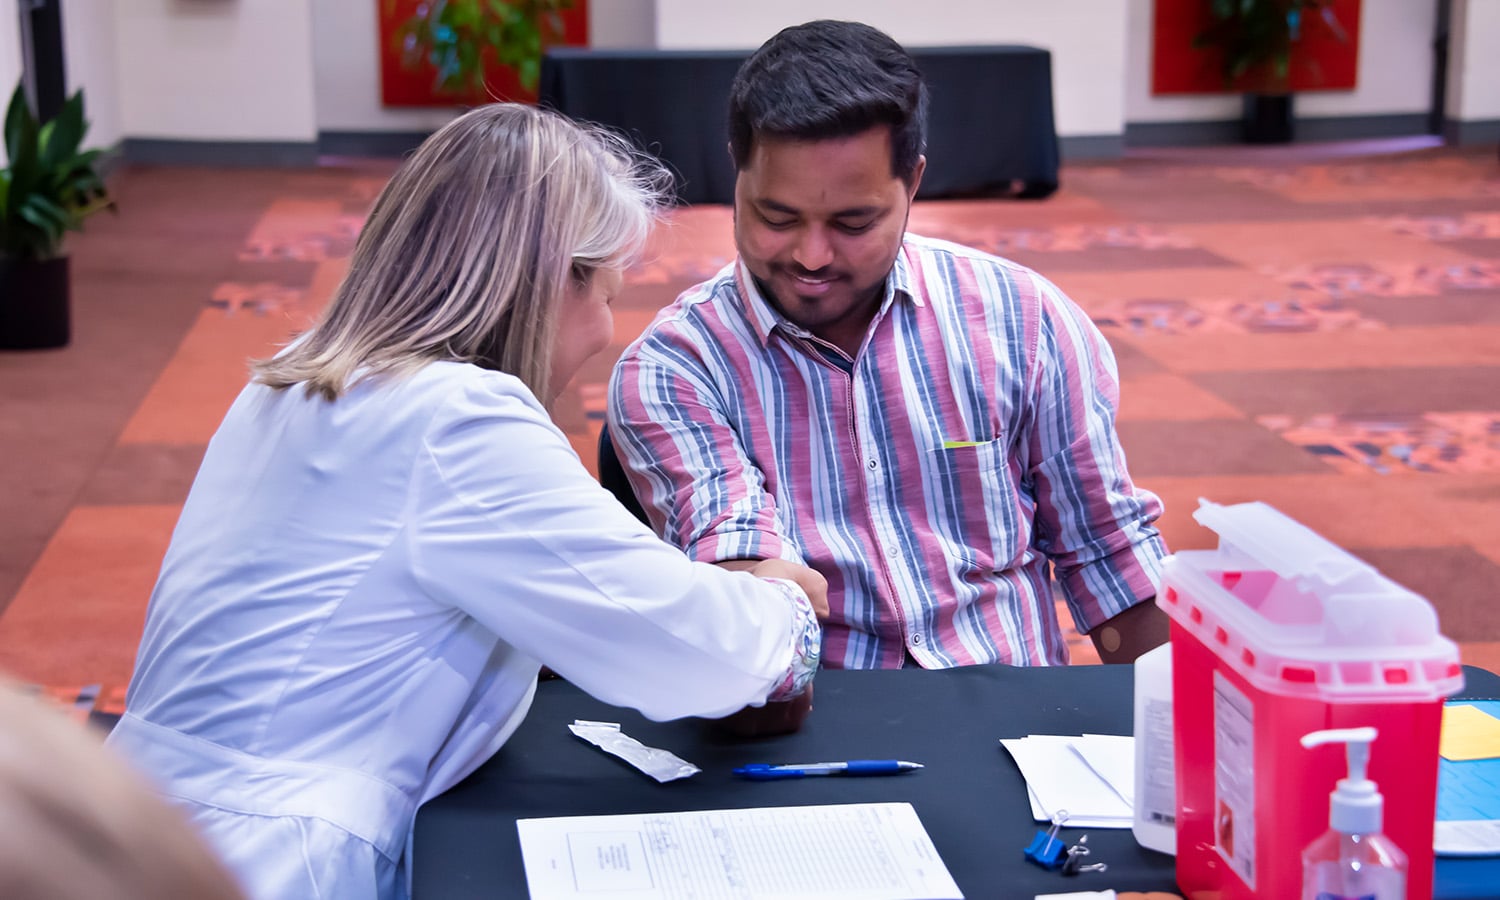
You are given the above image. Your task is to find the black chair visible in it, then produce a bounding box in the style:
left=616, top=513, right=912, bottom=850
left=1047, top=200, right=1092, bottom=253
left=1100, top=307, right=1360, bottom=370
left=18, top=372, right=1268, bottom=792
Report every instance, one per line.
left=597, top=423, right=650, bottom=525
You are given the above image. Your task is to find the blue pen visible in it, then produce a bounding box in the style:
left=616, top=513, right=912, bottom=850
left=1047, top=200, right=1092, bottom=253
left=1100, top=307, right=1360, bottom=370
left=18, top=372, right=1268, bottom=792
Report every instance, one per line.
left=733, top=760, right=924, bottom=780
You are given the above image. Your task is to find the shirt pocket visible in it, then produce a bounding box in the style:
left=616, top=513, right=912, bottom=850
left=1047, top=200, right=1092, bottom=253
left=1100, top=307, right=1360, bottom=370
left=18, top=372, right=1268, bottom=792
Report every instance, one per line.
left=928, top=438, right=1023, bottom=574
left=932, top=437, right=1011, bottom=495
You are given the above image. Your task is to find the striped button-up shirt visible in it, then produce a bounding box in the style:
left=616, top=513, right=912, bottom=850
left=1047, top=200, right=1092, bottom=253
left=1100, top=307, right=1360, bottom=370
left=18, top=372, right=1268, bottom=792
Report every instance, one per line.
left=608, top=234, right=1167, bottom=669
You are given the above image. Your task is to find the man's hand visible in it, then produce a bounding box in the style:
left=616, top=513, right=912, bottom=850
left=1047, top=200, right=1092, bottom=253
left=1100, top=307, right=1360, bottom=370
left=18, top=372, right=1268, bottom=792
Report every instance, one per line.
left=1089, top=598, right=1170, bottom=664
left=744, top=558, right=829, bottom=620
left=708, top=558, right=827, bottom=737
left=709, top=685, right=814, bottom=738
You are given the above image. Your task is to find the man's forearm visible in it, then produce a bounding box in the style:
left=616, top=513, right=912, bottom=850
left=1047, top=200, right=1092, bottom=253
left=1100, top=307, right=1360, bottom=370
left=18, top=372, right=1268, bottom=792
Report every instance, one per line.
left=1089, top=598, right=1170, bottom=664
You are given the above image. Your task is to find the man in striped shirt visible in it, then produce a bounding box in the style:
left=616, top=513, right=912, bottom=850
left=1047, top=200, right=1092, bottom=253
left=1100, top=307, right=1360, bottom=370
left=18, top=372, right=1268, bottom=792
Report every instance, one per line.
left=608, top=20, right=1169, bottom=676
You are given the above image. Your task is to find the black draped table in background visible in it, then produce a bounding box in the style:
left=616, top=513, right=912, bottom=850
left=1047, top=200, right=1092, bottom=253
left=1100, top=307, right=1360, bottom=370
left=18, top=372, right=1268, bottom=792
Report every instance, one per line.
left=411, top=663, right=1500, bottom=898
left=538, top=46, right=1061, bottom=204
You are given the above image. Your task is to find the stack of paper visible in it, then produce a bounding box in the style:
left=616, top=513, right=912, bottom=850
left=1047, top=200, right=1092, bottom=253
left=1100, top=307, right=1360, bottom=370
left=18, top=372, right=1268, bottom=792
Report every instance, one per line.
left=517, top=801, right=965, bottom=899
left=1000, top=734, right=1135, bottom=829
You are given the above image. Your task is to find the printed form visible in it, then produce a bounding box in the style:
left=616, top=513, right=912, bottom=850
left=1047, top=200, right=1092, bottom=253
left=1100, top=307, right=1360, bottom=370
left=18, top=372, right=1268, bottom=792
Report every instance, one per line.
left=516, top=801, right=964, bottom=899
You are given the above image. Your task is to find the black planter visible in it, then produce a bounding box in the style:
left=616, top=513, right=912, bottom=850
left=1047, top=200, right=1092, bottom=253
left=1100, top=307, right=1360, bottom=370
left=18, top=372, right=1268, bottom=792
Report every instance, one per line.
left=0, top=256, right=71, bottom=350
left=1242, top=93, right=1294, bottom=144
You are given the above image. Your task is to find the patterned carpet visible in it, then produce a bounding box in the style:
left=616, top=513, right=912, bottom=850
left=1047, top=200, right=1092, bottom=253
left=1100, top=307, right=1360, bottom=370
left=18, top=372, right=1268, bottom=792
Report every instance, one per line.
left=2, top=140, right=1498, bottom=714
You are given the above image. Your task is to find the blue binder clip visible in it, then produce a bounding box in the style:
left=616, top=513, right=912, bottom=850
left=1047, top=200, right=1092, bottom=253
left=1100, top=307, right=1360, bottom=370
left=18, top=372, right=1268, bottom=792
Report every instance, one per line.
left=1024, top=810, right=1070, bottom=870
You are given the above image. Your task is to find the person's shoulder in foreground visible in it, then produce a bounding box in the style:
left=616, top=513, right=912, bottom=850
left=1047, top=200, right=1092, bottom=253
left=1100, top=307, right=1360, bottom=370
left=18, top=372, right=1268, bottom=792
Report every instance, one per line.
left=0, top=679, right=243, bottom=899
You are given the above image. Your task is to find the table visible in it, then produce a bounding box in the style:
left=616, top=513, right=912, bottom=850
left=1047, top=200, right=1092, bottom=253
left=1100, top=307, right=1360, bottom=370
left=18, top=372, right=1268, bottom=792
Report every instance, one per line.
left=412, top=663, right=1500, bottom=898
left=538, top=46, right=1060, bottom=205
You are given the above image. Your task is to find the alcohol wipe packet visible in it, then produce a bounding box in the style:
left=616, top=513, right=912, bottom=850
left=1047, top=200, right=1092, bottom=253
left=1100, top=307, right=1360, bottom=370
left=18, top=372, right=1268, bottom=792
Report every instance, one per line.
left=567, top=720, right=701, bottom=783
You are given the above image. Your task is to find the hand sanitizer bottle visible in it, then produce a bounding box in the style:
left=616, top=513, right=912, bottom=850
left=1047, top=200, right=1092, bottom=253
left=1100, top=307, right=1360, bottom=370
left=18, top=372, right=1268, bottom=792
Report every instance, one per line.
left=1299, top=727, right=1406, bottom=900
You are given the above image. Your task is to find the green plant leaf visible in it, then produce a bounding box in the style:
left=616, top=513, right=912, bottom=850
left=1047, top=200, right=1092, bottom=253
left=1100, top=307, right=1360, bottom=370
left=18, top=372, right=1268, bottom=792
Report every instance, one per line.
left=393, top=0, right=574, bottom=98
left=450, top=0, right=480, bottom=30
left=3, top=81, right=111, bottom=259
left=4, top=85, right=40, bottom=197
left=38, top=91, right=87, bottom=172
left=19, top=198, right=65, bottom=248
left=4, top=84, right=34, bottom=162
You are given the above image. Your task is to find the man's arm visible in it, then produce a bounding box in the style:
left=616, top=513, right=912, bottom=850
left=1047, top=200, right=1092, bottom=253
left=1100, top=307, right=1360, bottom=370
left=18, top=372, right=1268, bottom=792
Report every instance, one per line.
left=608, top=306, right=813, bottom=732
left=607, top=334, right=790, bottom=565
left=1021, top=273, right=1171, bottom=656
left=1089, top=598, right=1170, bottom=664
left=708, top=558, right=826, bottom=737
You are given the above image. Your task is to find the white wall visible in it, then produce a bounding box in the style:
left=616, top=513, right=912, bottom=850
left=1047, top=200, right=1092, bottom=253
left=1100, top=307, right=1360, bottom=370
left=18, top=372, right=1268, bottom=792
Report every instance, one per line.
left=1449, top=0, right=1500, bottom=122
left=1302, top=0, right=1435, bottom=116
left=61, top=0, right=122, bottom=152
left=0, top=0, right=19, bottom=166
left=311, top=0, right=455, bottom=133
left=590, top=0, right=654, bottom=48
left=653, top=0, right=1128, bottom=138
left=1127, top=0, right=1437, bottom=124
left=114, top=0, right=317, bottom=142
left=0, top=0, right=18, bottom=91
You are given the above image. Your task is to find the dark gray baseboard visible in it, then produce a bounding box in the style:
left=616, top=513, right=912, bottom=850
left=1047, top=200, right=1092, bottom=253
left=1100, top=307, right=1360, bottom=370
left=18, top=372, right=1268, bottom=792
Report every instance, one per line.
left=94, top=141, right=128, bottom=180
left=1296, top=113, right=1430, bottom=142
left=1443, top=117, right=1500, bottom=146
left=1059, top=134, right=1125, bottom=160
left=1126, top=112, right=1431, bottom=147
left=122, top=138, right=319, bottom=167
left=1126, top=119, right=1238, bottom=147
left=318, top=130, right=432, bottom=158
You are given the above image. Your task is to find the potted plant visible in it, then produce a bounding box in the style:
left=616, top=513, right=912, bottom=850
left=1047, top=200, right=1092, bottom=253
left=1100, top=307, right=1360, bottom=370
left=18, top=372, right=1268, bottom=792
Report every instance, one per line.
left=1, top=82, right=113, bottom=350
left=388, top=0, right=575, bottom=100
left=1192, top=0, right=1349, bottom=143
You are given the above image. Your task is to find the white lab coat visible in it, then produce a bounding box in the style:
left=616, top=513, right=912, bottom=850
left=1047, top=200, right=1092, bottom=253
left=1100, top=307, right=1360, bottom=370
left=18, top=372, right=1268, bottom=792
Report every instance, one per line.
left=106, top=361, right=805, bottom=900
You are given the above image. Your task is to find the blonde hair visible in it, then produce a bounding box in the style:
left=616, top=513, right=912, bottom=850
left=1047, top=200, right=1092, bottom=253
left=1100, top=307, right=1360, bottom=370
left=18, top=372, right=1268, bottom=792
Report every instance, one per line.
left=254, top=103, right=670, bottom=401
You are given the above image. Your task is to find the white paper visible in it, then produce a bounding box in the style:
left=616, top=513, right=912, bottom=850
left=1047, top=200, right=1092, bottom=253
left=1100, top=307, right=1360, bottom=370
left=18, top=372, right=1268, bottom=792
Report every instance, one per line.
left=1434, top=820, right=1500, bottom=857
left=1001, top=735, right=1132, bottom=828
left=1025, top=787, right=1127, bottom=830
left=1072, top=734, right=1135, bottom=807
left=516, top=801, right=964, bottom=900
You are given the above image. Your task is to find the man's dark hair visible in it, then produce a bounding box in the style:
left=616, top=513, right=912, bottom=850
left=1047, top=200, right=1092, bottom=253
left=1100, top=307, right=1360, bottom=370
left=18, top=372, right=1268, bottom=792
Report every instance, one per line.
left=728, top=20, right=928, bottom=184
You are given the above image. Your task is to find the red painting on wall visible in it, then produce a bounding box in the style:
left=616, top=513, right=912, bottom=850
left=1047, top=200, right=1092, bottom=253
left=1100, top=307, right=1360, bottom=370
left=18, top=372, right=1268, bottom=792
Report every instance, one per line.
left=378, top=1, right=590, bottom=106
left=1152, top=0, right=1361, bottom=95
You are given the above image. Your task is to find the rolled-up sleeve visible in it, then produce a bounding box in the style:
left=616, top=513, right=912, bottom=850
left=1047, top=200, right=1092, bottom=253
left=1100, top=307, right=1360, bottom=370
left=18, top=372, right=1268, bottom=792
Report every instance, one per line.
left=1023, top=275, right=1167, bottom=632
left=608, top=319, right=793, bottom=566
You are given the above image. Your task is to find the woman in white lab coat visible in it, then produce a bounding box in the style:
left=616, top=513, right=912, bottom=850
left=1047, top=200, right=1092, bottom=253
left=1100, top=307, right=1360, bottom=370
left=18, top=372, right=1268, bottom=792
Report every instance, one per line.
left=105, top=103, right=825, bottom=900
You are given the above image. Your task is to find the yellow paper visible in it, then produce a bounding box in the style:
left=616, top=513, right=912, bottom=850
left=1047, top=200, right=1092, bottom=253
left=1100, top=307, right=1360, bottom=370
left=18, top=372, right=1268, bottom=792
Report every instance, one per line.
left=942, top=440, right=984, bottom=449
left=1440, top=704, right=1500, bottom=761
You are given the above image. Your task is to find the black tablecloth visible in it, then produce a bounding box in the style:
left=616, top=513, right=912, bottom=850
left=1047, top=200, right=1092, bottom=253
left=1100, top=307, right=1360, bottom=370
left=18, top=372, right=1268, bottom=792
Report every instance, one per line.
left=411, top=663, right=1500, bottom=898
left=538, top=46, right=1060, bottom=204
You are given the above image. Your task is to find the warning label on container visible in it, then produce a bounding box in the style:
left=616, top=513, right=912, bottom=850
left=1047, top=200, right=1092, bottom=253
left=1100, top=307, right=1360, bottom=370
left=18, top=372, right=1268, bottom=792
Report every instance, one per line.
left=1141, top=696, right=1176, bottom=826
left=1214, top=672, right=1256, bottom=891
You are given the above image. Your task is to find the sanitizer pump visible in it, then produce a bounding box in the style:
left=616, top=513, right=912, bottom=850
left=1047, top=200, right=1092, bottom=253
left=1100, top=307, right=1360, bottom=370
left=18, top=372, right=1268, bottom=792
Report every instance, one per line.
left=1299, top=727, right=1407, bottom=900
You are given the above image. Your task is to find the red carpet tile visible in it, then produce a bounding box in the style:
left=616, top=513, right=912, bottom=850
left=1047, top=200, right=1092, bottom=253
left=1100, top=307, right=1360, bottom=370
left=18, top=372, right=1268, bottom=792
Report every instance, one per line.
left=2, top=143, right=1499, bottom=700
